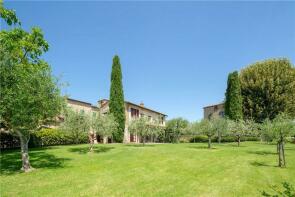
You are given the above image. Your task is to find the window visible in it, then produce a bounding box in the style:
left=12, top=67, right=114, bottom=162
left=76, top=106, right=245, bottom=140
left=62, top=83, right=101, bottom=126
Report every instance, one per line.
left=219, top=111, right=225, bottom=117
left=214, top=105, right=218, bottom=112
left=131, top=108, right=139, bottom=118
left=140, top=113, right=144, bottom=117
left=148, top=116, right=152, bottom=121
left=161, top=116, right=164, bottom=124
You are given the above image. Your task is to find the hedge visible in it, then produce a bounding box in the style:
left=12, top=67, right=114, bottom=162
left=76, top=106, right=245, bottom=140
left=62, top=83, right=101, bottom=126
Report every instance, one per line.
left=30, top=128, right=88, bottom=147
left=1, top=128, right=89, bottom=149
left=189, top=135, right=260, bottom=143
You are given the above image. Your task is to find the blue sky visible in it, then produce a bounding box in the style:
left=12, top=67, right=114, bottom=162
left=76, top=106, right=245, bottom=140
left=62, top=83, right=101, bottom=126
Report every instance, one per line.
left=3, top=1, right=295, bottom=121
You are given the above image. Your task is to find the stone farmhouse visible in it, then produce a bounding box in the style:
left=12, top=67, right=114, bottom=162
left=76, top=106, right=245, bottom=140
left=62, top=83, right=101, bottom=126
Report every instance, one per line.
left=203, top=102, right=225, bottom=119
left=98, top=99, right=167, bottom=143
left=62, top=98, right=167, bottom=143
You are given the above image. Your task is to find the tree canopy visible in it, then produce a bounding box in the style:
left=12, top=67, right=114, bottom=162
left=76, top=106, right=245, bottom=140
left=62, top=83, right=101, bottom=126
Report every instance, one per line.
left=165, top=118, right=189, bottom=143
left=240, top=59, right=295, bottom=122
left=0, top=4, right=63, bottom=172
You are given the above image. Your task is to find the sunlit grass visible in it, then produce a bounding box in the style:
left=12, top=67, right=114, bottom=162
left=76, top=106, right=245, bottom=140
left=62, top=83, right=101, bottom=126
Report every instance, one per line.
left=1, top=142, right=295, bottom=196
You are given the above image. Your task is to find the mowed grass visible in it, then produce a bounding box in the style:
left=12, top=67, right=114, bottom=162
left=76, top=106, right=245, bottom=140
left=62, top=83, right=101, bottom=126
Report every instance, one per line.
left=1, top=142, right=295, bottom=197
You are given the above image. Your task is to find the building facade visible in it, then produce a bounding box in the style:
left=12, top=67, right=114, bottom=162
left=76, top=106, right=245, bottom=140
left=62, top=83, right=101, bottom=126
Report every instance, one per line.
left=67, top=98, right=99, bottom=117
left=98, top=99, right=167, bottom=143
left=203, top=102, right=225, bottom=119
left=61, top=98, right=166, bottom=143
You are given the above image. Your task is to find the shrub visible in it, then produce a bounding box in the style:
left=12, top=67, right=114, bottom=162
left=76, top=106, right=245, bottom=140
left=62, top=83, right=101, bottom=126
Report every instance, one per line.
left=189, top=135, right=208, bottom=143
left=30, top=128, right=88, bottom=147
left=219, top=136, right=236, bottom=142
left=189, top=135, right=259, bottom=143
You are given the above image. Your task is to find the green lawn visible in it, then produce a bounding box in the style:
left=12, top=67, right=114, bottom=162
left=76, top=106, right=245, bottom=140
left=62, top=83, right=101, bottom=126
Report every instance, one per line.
left=1, top=142, right=295, bottom=197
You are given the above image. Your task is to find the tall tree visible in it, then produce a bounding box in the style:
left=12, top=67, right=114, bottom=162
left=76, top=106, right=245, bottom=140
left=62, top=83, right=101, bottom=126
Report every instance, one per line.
left=240, top=59, right=295, bottom=122
left=0, top=4, right=63, bottom=172
left=224, top=71, right=243, bottom=120
left=109, top=55, right=125, bottom=142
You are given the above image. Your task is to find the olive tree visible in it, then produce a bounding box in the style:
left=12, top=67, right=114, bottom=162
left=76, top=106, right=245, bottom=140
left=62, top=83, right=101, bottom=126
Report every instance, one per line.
left=128, top=117, right=150, bottom=146
left=228, top=120, right=247, bottom=147
left=165, top=118, right=189, bottom=143
left=198, top=119, right=216, bottom=148
left=62, top=109, right=91, bottom=144
left=0, top=5, right=63, bottom=172
left=261, top=114, right=295, bottom=167
left=92, top=113, right=118, bottom=148
left=186, top=122, right=199, bottom=143
left=212, top=117, right=228, bottom=144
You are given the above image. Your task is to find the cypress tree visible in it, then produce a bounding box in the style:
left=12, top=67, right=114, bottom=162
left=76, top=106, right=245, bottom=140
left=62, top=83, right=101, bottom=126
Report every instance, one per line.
left=109, top=55, right=125, bottom=142
left=224, top=71, right=243, bottom=120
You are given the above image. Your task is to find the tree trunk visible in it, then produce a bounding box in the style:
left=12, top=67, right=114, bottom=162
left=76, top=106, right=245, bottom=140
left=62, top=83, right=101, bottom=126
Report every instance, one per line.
left=89, top=132, right=94, bottom=152
left=103, top=136, right=108, bottom=144
left=282, top=141, right=286, bottom=167
left=18, top=133, right=33, bottom=172
left=142, top=136, right=145, bottom=146
left=218, top=131, right=221, bottom=144
left=278, top=141, right=283, bottom=167
left=278, top=137, right=286, bottom=168
left=238, top=136, right=240, bottom=147
left=208, top=136, right=211, bottom=149
left=277, top=142, right=280, bottom=154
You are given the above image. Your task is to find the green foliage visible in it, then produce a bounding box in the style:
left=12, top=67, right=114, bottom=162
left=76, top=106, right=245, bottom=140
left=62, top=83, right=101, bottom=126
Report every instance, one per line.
left=0, top=4, right=63, bottom=171
left=165, top=118, right=189, bottom=143
left=224, top=71, right=243, bottom=120
left=109, top=55, right=125, bottom=142
left=260, top=113, right=295, bottom=167
left=260, top=119, right=275, bottom=142
left=240, top=59, right=295, bottom=122
left=189, top=135, right=259, bottom=143
left=92, top=114, right=118, bottom=139
left=0, top=2, right=20, bottom=25
left=262, top=182, right=295, bottom=197
left=261, top=114, right=295, bottom=144
left=128, top=117, right=162, bottom=145
left=189, top=135, right=209, bottom=143
left=198, top=119, right=215, bottom=137
left=30, top=128, right=88, bottom=147
left=227, top=120, right=249, bottom=146
left=270, top=114, right=295, bottom=143
left=61, top=108, right=91, bottom=144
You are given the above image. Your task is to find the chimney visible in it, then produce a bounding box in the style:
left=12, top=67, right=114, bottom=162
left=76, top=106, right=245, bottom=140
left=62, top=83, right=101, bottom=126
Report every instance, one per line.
left=98, top=99, right=108, bottom=108
left=140, top=102, right=144, bottom=107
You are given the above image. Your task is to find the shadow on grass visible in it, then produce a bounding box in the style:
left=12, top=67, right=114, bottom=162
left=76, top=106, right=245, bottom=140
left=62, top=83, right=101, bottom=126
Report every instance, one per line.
left=225, top=144, right=247, bottom=148
left=68, top=146, right=114, bottom=154
left=125, top=144, right=155, bottom=147
left=0, top=149, right=71, bottom=175
left=247, top=150, right=277, bottom=155
left=250, top=161, right=276, bottom=168
left=187, top=146, right=217, bottom=150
